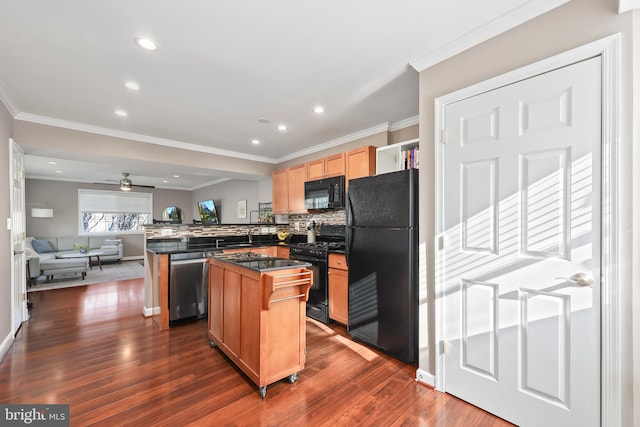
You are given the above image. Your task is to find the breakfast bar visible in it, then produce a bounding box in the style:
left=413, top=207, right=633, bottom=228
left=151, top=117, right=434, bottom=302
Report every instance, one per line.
left=207, top=252, right=312, bottom=398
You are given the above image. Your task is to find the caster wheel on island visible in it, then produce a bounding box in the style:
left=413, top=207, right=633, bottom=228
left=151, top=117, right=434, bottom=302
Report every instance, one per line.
left=288, top=373, right=298, bottom=383
left=209, top=340, right=216, bottom=348
left=259, top=387, right=267, bottom=399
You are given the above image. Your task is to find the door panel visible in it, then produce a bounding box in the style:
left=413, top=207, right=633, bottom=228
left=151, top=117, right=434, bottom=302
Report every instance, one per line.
left=442, top=57, right=601, bottom=427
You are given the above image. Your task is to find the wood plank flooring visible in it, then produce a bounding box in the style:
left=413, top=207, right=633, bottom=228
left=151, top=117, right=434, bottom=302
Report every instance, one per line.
left=0, top=279, right=513, bottom=426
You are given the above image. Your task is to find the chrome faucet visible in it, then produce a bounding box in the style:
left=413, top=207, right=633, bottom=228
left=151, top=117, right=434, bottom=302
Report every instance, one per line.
left=247, top=228, right=253, bottom=244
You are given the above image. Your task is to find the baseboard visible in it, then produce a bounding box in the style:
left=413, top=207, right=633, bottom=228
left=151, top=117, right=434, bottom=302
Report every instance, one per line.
left=0, top=331, right=15, bottom=364
left=142, top=306, right=160, bottom=318
left=415, top=368, right=435, bottom=388
left=122, top=255, right=144, bottom=261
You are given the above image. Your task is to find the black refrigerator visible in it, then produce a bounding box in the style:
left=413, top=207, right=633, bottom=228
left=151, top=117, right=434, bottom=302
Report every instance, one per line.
left=346, top=169, right=418, bottom=365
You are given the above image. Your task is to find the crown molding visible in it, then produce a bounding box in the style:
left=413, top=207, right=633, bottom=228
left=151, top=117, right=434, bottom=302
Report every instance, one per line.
left=14, top=112, right=279, bottom=164
left=0, top=80, right=19, bottom=117
left=16, top=110, right=419, bottom=166
left=618, top=0, right=640, bottom=13
left=276, top=122, right=391, bottom=163
left=409, top=0, right=570, bottom=72
left=390, top=115, right=419, bottom=132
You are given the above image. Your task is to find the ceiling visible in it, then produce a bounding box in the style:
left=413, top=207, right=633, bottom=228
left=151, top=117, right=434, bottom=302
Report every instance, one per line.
left=0, top=0, right=554, bottom=190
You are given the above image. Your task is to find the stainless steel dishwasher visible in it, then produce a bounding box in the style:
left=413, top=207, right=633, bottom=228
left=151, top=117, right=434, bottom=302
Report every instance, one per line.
left=169, top=252, right=209, bottom=325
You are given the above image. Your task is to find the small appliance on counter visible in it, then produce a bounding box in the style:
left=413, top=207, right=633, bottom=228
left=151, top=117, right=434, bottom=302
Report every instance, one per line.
left=306, top=221, right=316, bottom=243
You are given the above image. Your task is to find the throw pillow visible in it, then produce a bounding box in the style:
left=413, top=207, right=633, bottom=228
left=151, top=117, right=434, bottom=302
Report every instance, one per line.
left=32, top=239, right=53, bottom=253
left=103, top=239, right=121, bottom=245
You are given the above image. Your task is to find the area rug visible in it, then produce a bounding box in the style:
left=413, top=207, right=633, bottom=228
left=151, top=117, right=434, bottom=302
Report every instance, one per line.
left=27, top=261, right=145, bottom=292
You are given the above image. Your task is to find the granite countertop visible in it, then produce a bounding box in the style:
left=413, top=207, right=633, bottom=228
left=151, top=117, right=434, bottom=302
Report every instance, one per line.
left=209, top=252, right=311, bottom=272
left=146, top=241, right=285, bottom=255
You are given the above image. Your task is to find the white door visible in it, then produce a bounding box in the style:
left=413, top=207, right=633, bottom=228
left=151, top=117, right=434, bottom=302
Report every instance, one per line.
left=440, top=57, right=601, bottom=426
left=10, top=139, right=28, bottom=332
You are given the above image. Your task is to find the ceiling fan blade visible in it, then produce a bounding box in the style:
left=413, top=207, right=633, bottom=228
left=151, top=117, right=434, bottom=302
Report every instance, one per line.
left=132, top=184, right=155, bottom=189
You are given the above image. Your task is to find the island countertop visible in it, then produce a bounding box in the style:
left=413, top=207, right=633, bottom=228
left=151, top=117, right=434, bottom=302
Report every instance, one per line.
left=209, top=252, right=310, bottom=272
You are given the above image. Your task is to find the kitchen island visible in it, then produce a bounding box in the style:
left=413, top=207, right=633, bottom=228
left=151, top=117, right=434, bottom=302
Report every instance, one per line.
left=208, top=252, right=312, bottom=398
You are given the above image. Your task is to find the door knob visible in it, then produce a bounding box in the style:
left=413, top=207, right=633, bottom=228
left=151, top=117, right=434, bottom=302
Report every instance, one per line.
left=556, top=272, right=593, bottom=287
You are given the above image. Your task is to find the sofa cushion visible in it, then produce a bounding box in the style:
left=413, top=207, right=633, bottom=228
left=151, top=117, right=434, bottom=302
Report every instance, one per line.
left=32, top=239, right=54, bottom=253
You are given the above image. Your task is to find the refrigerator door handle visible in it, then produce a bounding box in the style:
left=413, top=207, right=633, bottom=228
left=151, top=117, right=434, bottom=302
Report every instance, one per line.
left=346, top=195, right=353, bottom=266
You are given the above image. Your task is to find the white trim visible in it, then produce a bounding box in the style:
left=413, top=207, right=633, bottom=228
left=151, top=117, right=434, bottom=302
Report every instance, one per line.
left=410, top=0, right=570, bottom=72
left=14, top=113, right=279, bottom=164
left=390, top=116, right=419, bottom=132
left=275, top=122, right=391, bottom=163
left=618, top=0, right=640, bottom=13
left=142, top=306, right=159, bottom=318
left=0, top=332, right=14, bottom=364
left=415, top=368, right=436, bottom=387
left=0, top=81, right=19, bottom=117
left=434, top=34, right=621, bottom=426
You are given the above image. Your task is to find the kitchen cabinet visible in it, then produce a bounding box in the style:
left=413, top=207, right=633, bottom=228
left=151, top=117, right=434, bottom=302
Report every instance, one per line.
left=148, top=250, right=170, bottom=331
left=208, top=257, right=312, bottom=398
left=328, top=253, right=348, bottom=325
left=346, top=146, right=376, bottom=184
left=272, top=164, right=307, bottom=214
left=288, top=164, right=307, bottom=213
left=376, top=138, right=419, bottom=174
left=222, top=246, right=276, bottom=256
left=307, top=153, right=345, bottom=180
left=272, top=168, right=289, bottom=214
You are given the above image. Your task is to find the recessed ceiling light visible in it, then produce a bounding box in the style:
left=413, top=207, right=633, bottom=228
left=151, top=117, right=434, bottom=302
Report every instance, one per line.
left=162, top=180, right=169, bottom=183
left=55, top=170, right=63, bottom=174
left=47, top=161, right=57, bottom=165
left=313, top=106, right=325, bottom=114
left=173, top=175, right=180, bottom=178
left=135, top=37, right=157, bottom=50
left=115, top=110, right=128, bottom=117
left=251, top=139, right=260, bottom=145
left=277, top=124, right=287, bottom=131
left=125, top=81, right=140, bottom=90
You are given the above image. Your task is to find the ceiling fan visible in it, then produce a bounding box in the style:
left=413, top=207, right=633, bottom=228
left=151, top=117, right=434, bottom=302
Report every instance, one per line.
left=96, top=173, right=155, bottom=191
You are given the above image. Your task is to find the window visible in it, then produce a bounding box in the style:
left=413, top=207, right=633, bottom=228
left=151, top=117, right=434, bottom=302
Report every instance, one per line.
left=78, top=189, right=152, bottom=234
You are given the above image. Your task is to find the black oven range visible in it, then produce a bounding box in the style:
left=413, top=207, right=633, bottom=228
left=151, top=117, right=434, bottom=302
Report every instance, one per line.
left=288, top=224, right=345, bottom=323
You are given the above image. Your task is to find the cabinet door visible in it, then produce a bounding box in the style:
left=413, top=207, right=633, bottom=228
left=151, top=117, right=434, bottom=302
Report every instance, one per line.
left=288, top=163, right=307, bottom=214
left=272, top=169, right=289, bottom=214
left=329, top=267, right=348, bottom=325
left=209, top=263, right=224, bottom=341
left=346, top=146, right=376, bottom=183
left=306, top=158, right=325, bottom=181
left=325, top=153, right=345, bottom=177
left=223, top=269, right=241, bottom=357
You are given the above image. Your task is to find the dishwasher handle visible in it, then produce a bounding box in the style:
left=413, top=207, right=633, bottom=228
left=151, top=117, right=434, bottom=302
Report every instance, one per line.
left=170, top=258, right=208, bottom=265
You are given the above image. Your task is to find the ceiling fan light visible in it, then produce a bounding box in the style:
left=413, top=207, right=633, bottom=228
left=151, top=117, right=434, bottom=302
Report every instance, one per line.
left=120, top=178, right=132, bottom=191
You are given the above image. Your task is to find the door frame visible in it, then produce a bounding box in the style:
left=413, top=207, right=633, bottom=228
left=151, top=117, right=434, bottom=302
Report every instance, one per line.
left=434, top=34, right=621, bottom=426
left=9, top=138, right=28, bottom=334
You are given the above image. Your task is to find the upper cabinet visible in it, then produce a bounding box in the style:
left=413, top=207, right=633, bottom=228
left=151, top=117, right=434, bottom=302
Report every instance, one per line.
left=346, top=145, right=376, bottom=182
left=288, top=164, right=307, bottom=214
left=272, top=168, right=289, bottom=214
left=307, top=153, right=345, bottom=181
left=376, top=139, right=419, bottom=175
left=273, top=145, right=376, bottom=213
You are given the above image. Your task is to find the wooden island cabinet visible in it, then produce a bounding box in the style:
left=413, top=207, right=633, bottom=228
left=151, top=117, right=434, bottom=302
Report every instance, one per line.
left=208, top=255, right=312, bottom=398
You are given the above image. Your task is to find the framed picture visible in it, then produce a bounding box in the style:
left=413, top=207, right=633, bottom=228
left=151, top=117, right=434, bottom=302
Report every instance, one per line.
left=237, top=200, right=247, bottom=219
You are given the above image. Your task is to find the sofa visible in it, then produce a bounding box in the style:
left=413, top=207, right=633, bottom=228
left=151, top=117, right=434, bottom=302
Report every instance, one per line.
left=26, top=236, right=124, bottom=283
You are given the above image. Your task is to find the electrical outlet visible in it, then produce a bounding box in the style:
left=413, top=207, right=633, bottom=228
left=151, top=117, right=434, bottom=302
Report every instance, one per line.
left=295, top=222, right=300, bottom=231
left=269, top=227, right=276, bottom=233
left=261, top=227, right=268, bottom=233
left=161, top=228, right=173, bottom=236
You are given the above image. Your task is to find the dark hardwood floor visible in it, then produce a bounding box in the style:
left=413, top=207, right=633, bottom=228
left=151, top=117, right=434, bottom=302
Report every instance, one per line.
left=1, top=279, right=512, bottom=426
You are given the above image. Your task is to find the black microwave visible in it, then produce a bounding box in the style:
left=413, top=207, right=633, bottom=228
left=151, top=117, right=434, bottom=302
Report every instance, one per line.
left=304, top=175, right=345, bottom=210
